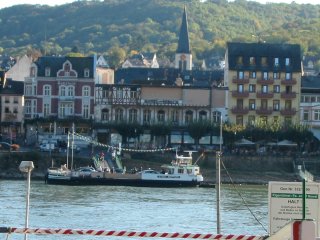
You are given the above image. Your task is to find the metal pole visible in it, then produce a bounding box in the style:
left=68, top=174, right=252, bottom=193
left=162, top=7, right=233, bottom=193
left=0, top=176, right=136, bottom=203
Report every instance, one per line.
left=24, top=169, right=31, bottom=240
left=216, top=115, right=222, bottom=234
left=302, top=179, right=306, bottom=220
left=66, top=132, right=69, bottom=169
left=71, top=123, right=74, bottom=170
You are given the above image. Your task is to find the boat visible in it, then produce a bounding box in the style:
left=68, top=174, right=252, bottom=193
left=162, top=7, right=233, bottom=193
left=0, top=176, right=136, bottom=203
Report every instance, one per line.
left=46, top=150, right=204, bottom=187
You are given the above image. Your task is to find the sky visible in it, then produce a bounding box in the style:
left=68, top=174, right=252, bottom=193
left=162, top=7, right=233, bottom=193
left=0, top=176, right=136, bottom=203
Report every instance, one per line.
left=0, top=0, right=319, bottom=9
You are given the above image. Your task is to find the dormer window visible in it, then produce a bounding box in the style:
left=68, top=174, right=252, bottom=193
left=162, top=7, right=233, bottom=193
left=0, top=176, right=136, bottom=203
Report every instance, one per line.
left=261, top=57, right=268, bottom=66
left=274, top=58, right=279, bottom=67
left=236, top=56, right=243, bottom=65
left=30, top=67, right=36, bottom=77
left=285, top=58, right=290, bottom=66
left=84, top=68, right=90, bottom=78
left=45, top=67, right=51, bottom=77
left=249, top=57, right=255, bottom=65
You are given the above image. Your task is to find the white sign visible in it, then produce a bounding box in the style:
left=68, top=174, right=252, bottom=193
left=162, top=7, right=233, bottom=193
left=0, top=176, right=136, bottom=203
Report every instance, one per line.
left=268, top=181, right=320, bottom=236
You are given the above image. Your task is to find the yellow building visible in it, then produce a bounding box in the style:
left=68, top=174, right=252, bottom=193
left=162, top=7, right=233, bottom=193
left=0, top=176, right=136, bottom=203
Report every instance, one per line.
left=225, top=42, right=302, bottom=126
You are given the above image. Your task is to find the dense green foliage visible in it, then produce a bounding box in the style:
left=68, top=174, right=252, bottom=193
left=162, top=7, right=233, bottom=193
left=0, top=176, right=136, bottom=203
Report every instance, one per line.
left=0, top=0, right=319, bottom=66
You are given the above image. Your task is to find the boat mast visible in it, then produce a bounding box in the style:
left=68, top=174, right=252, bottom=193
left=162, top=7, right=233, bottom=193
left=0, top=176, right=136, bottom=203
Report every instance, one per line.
left=71, top=123, right=74, bottom=170
left=66, top=132, right=69, bottom=169
left=216, top=115, right=222, bottom=234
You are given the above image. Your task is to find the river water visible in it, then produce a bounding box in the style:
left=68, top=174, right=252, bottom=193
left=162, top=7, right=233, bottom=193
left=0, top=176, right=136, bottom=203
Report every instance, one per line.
left=1, top=180, right=269, bottom=239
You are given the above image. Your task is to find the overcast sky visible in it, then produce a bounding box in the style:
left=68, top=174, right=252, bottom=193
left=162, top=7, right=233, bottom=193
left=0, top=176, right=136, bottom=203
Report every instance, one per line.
left=0, top=0, right=319, bottom=9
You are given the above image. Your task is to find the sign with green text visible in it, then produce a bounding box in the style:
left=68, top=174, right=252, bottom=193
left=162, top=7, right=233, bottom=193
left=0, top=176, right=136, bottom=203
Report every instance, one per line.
left=268, top=181, right=320, bottom=235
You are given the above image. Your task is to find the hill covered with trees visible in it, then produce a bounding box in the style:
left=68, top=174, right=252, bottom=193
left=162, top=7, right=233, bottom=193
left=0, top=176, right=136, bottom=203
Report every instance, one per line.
left=0, top=0, right=319, bottom=67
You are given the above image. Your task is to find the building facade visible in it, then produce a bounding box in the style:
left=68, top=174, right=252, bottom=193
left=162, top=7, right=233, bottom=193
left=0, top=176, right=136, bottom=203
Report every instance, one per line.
left=225, top=42, right=302, bottom=126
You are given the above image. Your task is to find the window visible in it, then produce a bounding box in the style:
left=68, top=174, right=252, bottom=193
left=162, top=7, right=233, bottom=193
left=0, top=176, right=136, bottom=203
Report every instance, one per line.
left=238, top=71, right=244, bottom=79
left=273, top=72, right=280, bottom=80
left=115, top=108, right=124, bottom=122
left=82, top=104, right=89, bottom=119
left=43, top=103, right=50, bottom=117
left=262, top=85, right=268, bottom=93
left=285, top=58, right=290, bottom=66
left=13, top=97, right=18, bottom=104
left=5, top=107, right=10, bottom=113
left=212, top=111, right=221, bottom=123
left=261, top=57, right=268, bottom=66
left=199, top=111, right=207, bottom=121
left=263, top=72, right=268, bottom=80
left=248, top=115, right=255, bottom=125
left=249, top=57, right=255, bottom=65
left=237, top=84, right=244, bottom=92
left=285, top=73, right=292, bottom=80
left=303, top=110, right=309, bottom=121
left=249, top=84, right=256, bottom=93
left=129, top=109, right=138, bottom=123
left=25, top=101, right=31, bottom=114
left=260, top=116, right=268, bottom=124
left=249, top=71, right=256, bottom=79
left=60, top=86, right=66, bottom=96
left=157, top=110, right=165, bottom=123
left=236, top=56, right=243, bottom=65
left=25, top=85, right=32, bottom=96
left=285, top=86, right=292, bottom=94
left=261, top=99, right=268, bottom=109
left=68, top=86, right=74, bottom=96
left=274, top=58, right=279, bottom=67
left=45, top=67, right=51, bottom=77
left=273, top=85, right=280, bottom=93
left=30, top=67, right=36, bottom=77
left=143, top=109, right=151, bottom=124
left=236, top=99, right=244, bottom=108
left=44, top=85, right=51, bottom=96
left=83, top=86, right=90, bottom=97
left=84, top=68, right=90, bottom=78
left=314, top=110, right=320, bottom=121
left=59, top=103, right=73, bottom=118
left=185, top=110, right=193, bottom=124
left=285, top=100, right=292, bottom=110
left=236, top=116, right=243, bottom=125
left=171, top=110, right=179, bottom=123
left=5, top=97, right=9, bottom=103
left=249, top=99, right=255, bottom=110
left=273, top=100, right=280, bottom=111
left=13, top=108, right=18, bottom=114
left=101, top=109, right=109, bottom=121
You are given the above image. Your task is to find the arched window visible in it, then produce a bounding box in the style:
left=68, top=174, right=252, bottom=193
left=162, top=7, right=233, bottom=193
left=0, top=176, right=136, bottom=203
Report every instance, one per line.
left=157, top=110, right=165, bottom=123
left=199, top=110, right=207, bottom=121
left=101, top=109, right=109, bottom=121
left=129, top=109, right=138, bottom=123
left=115, top=108, right=124, bottom=122
left=143, top=109, right=151, bottom=124
left=185, top=110, right=193, bottom=124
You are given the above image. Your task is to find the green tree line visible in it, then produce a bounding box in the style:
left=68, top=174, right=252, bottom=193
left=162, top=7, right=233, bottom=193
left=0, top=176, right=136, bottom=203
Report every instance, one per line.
left=0, top=0, right=319, bottom=68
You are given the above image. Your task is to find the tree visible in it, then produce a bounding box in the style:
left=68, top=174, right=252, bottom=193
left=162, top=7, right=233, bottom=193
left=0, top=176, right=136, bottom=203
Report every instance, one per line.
left=187, top=120, right=212, bottom=149
left=108, top=46, right=126, bottom=68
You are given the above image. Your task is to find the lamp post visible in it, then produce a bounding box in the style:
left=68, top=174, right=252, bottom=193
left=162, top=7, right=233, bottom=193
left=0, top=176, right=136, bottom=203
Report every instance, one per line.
left=19, top=161, right=34, bottom=240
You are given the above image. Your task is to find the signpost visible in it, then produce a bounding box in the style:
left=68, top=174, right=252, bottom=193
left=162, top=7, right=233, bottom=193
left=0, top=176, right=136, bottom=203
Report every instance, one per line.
left=268, top=181, right=320, bottom=236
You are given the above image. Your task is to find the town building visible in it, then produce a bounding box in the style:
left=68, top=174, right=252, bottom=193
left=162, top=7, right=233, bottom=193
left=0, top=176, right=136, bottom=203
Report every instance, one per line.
left=225, top=42, right=302, bottom=126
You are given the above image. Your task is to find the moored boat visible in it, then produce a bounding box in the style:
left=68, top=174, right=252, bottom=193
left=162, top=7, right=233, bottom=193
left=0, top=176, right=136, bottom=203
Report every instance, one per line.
left=46, top=151, right=204, bottom=187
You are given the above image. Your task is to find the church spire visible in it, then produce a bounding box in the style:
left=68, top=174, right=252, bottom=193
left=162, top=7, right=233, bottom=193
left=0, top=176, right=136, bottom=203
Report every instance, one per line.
left=176, top=6, right=190, bottom=54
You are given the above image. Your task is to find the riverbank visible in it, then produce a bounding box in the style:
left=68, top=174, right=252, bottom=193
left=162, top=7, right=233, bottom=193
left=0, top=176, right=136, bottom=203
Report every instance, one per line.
left=0, top=151, right=302, bottom=184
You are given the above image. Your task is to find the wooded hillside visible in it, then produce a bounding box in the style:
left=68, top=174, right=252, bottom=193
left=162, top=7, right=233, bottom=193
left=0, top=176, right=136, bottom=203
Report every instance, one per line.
left=0, top=0, right=319, bottom=67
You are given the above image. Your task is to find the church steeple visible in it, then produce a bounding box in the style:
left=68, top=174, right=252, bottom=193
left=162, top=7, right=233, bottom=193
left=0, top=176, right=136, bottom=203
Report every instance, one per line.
left=176, top=6, right=190, bottom=54
left=175, top=6, right=192, bottom=71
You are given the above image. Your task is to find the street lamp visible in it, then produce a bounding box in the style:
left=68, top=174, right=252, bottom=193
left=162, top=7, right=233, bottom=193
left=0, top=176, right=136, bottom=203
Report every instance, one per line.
left=19, top=161, right=34, bottom=240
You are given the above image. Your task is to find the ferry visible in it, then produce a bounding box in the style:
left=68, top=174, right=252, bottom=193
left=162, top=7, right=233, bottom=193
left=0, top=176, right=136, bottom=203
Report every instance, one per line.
left=45, top=151, right=204, bottom=187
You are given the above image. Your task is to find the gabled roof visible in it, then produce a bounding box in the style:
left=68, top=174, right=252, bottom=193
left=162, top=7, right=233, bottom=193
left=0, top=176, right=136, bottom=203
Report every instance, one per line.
left=227, top=42, right=301, bottom=72
left=0, top=78, right=24, bottom=95
left=35, top=56, right=95, bottom=78
left=176, top=6, right=190, bottom=54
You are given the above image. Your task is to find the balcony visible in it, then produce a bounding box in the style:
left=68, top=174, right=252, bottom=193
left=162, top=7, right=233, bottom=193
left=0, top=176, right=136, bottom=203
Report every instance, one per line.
left=256, top=91, right=274, bottom=98
left=280, top=108, right=296, bottom=116
left=281, top=78, right=297, bottom=85
left=4, top=113, right=18, bottom=121
left=231, top=91, right=249, bottom=98
left=256, top=107, right=273, bottom=115
left=231, top=107, right=249, bottom=114
left=281, top=92, right=296, bottom=99
left=256, top=78, right=274, bottom=85
left=232, top=77, right=249, bottom=84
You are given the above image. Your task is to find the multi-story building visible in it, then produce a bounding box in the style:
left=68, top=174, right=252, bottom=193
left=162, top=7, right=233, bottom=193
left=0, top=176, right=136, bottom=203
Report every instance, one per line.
left=24, top=56, right=96, bottom=145
left=225, top=42, right=302, bottom=126
left=0, top=71, right=24, bottom=143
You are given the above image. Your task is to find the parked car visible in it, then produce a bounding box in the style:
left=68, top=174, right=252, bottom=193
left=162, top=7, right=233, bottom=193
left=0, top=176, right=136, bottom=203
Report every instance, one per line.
left=39, top=143, right=56, bottom=152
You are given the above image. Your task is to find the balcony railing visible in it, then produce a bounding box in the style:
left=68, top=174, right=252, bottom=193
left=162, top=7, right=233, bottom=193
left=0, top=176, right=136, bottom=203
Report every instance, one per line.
left=256, top=78, right=274, bottom=85
left=281, top=92, right=296, bottom=99
left=4, top=113, right=18, bottom=121
left=232, top=77, right=249, bottom=84
left=256, top=91, right=274, bottom=98
left=231, top=91, right=249, bottom=98
left=281, top=78, right=297, bottom=85
left=280, top=108, right=296, bottom=116
left=231, top=107, right=249, bottom=114
left=256, top=107, right=273, bottom=115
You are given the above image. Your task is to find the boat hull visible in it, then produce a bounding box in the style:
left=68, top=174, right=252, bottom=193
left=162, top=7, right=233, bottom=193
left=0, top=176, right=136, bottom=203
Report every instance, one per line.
left=46, top=176, right=201, bottom=187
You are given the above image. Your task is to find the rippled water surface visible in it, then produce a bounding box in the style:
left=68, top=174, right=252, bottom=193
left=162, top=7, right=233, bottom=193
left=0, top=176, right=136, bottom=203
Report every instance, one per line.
left=1, top=180, right=268, bottom=239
